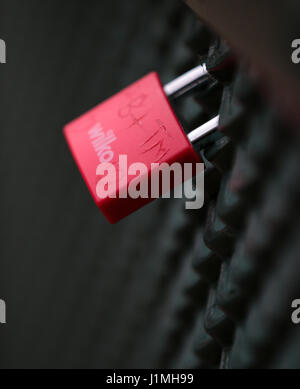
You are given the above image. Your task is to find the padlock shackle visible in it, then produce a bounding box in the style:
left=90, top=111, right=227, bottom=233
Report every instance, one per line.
left=188, top=115, right=219, bottom=144
left=163, top=63, right=209, bottom=100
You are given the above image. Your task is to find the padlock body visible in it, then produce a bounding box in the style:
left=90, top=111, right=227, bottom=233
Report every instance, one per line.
left=64, top=72, right=201, bottom=223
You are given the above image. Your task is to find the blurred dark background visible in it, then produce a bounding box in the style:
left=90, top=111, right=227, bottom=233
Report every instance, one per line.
left=1, top=0, right=300, bottom=369
left=0, top=0, right=197, bottom=368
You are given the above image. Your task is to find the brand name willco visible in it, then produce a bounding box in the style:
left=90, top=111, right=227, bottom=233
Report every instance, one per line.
left=88, top=122, right=116, bottom=163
